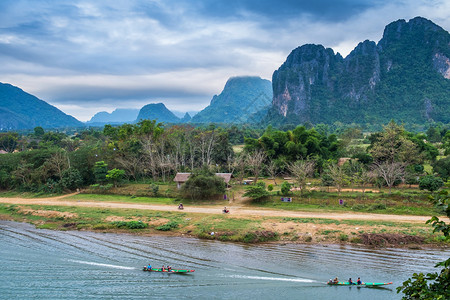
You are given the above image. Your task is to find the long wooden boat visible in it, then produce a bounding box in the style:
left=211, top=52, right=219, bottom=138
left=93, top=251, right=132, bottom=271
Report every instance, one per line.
left=143, top=266, right=195, bottom=273
left=327, top=281, right=392, bottom=287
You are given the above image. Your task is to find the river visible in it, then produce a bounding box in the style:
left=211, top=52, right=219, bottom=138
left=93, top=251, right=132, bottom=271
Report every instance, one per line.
left=0, top=220, right=448, bottom=299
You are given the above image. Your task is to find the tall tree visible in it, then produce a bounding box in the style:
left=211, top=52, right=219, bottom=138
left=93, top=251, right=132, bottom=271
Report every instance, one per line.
left=246, top=150, right=266, bottom=183
left=372, top=161, right=405, bottom=194
left=287, top=159, right=315, bottom=195
left=369, top=121, right=421, bottom=165
left=327, top=163, right=349, bottom=194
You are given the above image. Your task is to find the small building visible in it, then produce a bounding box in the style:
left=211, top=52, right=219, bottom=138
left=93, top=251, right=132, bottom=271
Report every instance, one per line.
left=173, top=173, right=192, bottom=189
left=215, top=173, right=233, bottom=186
left=173, top=172, right=233, bottom=189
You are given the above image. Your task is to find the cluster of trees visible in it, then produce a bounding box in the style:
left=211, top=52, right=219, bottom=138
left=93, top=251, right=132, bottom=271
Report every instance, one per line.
left=0, top=121, right=449, bottom=197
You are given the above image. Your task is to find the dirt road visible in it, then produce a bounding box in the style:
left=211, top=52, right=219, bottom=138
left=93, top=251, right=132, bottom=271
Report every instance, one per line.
left=1, top=194, right=447, bottom=224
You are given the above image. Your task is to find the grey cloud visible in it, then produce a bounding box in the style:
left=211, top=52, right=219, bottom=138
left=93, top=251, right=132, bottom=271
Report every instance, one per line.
left=0, top=0, right=449, bottom=121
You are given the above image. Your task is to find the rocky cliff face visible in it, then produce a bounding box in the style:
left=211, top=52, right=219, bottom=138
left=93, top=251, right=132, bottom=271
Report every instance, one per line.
left=271, top=17, right=450, bottom=125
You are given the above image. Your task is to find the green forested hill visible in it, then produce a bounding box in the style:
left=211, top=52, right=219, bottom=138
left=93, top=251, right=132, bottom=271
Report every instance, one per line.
left=135, top=103, right=181, bottom=123
left=191, top=76, right=272, bottom=124
left=0, top=82, right=84, bottom=130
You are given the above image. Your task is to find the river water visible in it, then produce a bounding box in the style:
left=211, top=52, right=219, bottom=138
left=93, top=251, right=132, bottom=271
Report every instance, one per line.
left=1, top=220, right=448, bottom=300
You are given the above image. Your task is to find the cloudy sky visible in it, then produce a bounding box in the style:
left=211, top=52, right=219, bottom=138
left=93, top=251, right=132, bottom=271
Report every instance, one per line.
left=0, top=0, right=449, bottom=121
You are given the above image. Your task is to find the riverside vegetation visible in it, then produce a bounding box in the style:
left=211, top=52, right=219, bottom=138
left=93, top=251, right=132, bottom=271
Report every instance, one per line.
left=1, top=120, right=450, bottom=299
left=0, top=121, right=449, bottom=244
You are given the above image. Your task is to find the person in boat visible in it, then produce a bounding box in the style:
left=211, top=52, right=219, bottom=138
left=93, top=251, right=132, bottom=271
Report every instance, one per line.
left=357, top=277, right=362, bottom=285
left=327, top=279, right=333, bottom=284
left=333, top=277, right=339, bottom=284
left=161, top=265, right=165, bottom=272
left=167, top=266, right=172, bottom=272
left=348, top=278, right=354, bottom=285
left=147, top=264, right=152, bottom=270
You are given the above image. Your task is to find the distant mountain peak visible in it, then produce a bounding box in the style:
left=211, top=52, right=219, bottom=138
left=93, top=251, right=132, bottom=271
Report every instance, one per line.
left=136, top=102, right=180, bottom=124
left=191, top=76, right=272, bottom=124
left=0, top=82, right=83, bottom=130
left=88, top=108, right=139, bottom=124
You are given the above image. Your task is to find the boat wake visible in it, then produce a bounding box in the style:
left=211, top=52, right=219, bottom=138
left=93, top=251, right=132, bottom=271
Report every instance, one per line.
left=67, top=259, right=135, bottom=270
left=228, top=275, right=315, bottom=283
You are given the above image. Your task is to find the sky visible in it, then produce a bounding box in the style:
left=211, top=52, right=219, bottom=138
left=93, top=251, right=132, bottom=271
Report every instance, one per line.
left=0, top=0, right=449, bottom=121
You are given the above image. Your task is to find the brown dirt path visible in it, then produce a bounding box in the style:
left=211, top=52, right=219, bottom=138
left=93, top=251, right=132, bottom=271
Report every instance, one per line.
left=0, top=194, right=447, bottom=224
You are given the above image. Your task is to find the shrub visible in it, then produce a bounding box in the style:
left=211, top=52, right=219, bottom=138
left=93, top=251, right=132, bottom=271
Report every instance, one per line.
left=180, top=171, right=225, bottom=199
left=112, top=220, right=148, bottom=229
left=156, top=221, right=179, bottom=231
left=351, top=204, right=366, bottom=211
left=368, top=202, right=387, bottom=211
left=61, top=168, right=83, bottom=191
left=267, top=184, right=274, bottom=191
left=339, top=234, right=348, bottom=241
left=280, top=181, right=291, bottom=195
left=419, top=175, right=444, bottom=192
left=150, top=184, right=159, bottom=196
left=243, top=182, right=270, bottom=201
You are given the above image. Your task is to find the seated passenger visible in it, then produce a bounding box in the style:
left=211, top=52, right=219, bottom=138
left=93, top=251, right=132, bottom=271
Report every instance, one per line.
left=357, top=277, right=362, bottom=285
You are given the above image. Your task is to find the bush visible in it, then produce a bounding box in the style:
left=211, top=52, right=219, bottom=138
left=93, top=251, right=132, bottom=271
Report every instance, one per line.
left=61, top=168, right=83, bottom=191
left=433, top=156, right=450, bottom=181
left=112, top=220, right=148, bottom=229
left=243, top=182, right=269, bottom=201
left=150, top=184, right=159, bottom=196
left=339, top=234, right=349, bottom=241
left=419, top=175, right=444, bottom=192
left=156, top=221, right=179, bottom=231
left=267, top=184, right=274, bottom=191
left=180, top=171, right=225, bottom=199
left=368, top=202, right=387, bottom=211
left=351, top=204, right=366, bottom=211
left=280, top=181, right=291, bottom=195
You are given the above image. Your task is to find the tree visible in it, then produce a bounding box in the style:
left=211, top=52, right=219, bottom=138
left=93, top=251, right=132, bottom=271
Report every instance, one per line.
left=45, top=151, right=69, bottom=180
left=280, top=181, right=291, bottom=195
left=369, top=121, right=421, bottom=165
left=234, top=152, right=248, bottom=185
left=372, top=161, right=405, bottom=194
left=287, top=159, right=315, bottom=195
left=266, top=160, right=279, bottom=186
left=61, top=168, right=83, bottom=191
left=180, top=171, right=226, bottom=200
left=419, top=175, right=444, bottom=192
left=33, top=126, right=45, bottom=137
left=0, top=132, right=18, bottom=153
left=327, top=163, right=349, bottom=194
left=243, top=181, right=270, bottom=201
left=246, top=149, right=266, bottom=183
left=397, top=189, right=450, bottom=299
left=433, top=157, right=450, bottom=182
left=106, top=168, right=126, bottom=187
left=93, top=161, right=108, bottom=183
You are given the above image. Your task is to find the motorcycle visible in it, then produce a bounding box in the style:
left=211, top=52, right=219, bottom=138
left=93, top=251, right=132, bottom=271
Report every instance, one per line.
left=178, top=204, right=184, bottom=210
